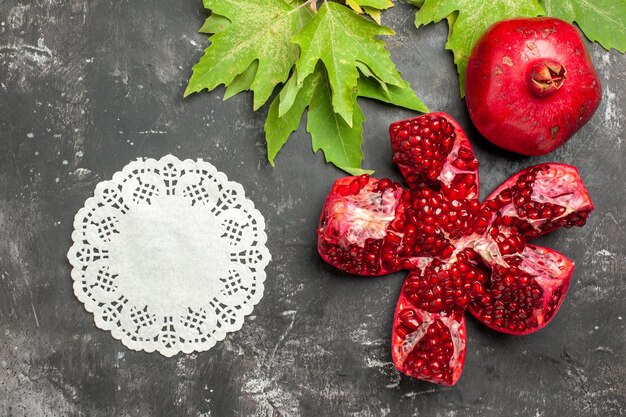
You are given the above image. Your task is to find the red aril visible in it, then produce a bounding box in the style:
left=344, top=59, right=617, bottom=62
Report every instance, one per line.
left=318, top=175, right=405, bottom=276
left=393, top=289, right=467, bottom=386
left=479, top=164, right=594, bottom=242
left=469, top=245, right=574, bottom=335
left=317, top=112, right=594, bottom=385
left=389, top=113, right=479, bottom=195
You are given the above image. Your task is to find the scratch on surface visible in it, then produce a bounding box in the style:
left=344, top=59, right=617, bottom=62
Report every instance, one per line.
left=403, top=388, right=439, bottom=398
left=0, top=43, right=54, bottom=68
left=349, top=322, right=385, bottom=347
left=267, top=310, right=297, bottom=371
left=594, top=346, right=615, bottom=355
left=14, top=243, right=40, bottom=327
left=0, top=330, right=78, bottom=415
left=603, top=85, right=621, bottom=137
left=31, top=302, right=40, bottom=327
left=138, top=130, right=167, bottom=135
left=605, top=212, right=619, bottom=225
left=562, top=350, right=594, bottom=412
left=364, top=357, right=393, bottom=369
left=364, top=356, right=401, bottom=389
left=592, top=50, right=623, bottom=139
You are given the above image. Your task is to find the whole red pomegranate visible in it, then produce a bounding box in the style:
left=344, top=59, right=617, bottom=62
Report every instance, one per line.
left=465, top=17, right=602, bottom=156
left=317, top=113, right=594, bottom=385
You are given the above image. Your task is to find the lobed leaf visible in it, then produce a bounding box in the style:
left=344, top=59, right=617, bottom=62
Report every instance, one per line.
left=541, top=0, right=626, bottom=53
left=356, top=76, right=429, bottom=113
left=198, top=14, right=230, bottom=34
left=414, top=0, right=545, bottom=96
left=346, top=0, right=394, bottom=23
left=223, top=61, right=259, bottom=101
left=190, top=0, right=428, bottom=175
left=186, top=0, right=314, bottom=109
left=265, top=67, right=373, bottom=175
left=293, top=2, right=403, bottom=126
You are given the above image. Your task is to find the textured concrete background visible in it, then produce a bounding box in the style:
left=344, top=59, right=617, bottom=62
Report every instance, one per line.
left=0, top=1, right=624, bottom=416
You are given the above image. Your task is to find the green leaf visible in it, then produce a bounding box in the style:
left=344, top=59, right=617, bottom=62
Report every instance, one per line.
left=265, top=67, right=372, bottom=175
left=346, top=0, right=394, bottom=23
left=265, top=72, right=316, bottom=166
left=356, top=62, right=389, bottom=94
left=362, top=7, right=382, bottom=24
left=198, top=14, right=230, bottom=34
left=350, top=0, right=394, bottom=10
left=356, top=76, right=429, bottom=113
left=346, top=0, right=365, bottom=14
left=293, top=2, right=403, bottom=126
left=278, top=69, right=301, bottom=117
left=186, top=0, right=314, bottom=109
left=223, top=60, right=258, bottom=100
left=308, top=77, right=371, bottom=176
left=408, top=0, right=425, bottom=7
left=541, top=0, right=626, bottom=52
left=189, top=0, right=428, bottom=174
left=414, top=0, right=544, bottom=96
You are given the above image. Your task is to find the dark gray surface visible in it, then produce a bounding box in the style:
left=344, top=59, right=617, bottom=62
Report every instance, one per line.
left=1, top=1, right=624, bottom=416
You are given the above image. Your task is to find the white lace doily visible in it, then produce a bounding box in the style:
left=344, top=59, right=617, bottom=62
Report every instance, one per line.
left=68, top=155, right=271, bottom=356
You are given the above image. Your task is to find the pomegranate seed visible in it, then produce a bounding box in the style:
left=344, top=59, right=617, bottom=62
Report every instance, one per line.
left=319, top=114, right=593, bottom=387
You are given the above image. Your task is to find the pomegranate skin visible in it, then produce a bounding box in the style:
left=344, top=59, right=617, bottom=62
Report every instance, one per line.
left=466, top=17, right=602, bottom=156
left=316, top=113, right=596, bottom=386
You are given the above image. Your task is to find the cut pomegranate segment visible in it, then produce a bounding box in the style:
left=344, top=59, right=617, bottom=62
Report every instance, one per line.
left=318, top=175, right=406, bottom=276
left=469, top=245, right=574, bottom=335
left=401, top=251, right=489, bottom=316
left=316, top=112, right=594, bottom=385
left=392, top=286, right=466, bottom=386
left=482, top=163, right=594, bottom=242
left=389, top=113, right=479, bottom=199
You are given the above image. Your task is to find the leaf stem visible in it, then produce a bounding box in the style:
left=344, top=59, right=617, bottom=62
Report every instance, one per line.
left=295, top=0, right=318, bottom=12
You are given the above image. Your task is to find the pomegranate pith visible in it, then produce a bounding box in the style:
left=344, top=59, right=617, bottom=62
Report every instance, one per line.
left=318, top=175, right=405, bottom=276
left=317, top=112, right=594, bottom=385
left=469, top=245, right=574, bottom=335
left=465, top=17, right=602, bottom=156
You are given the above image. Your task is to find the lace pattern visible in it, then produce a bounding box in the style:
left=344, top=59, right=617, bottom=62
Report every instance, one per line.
left=68, top=155, right=271, bottom=356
